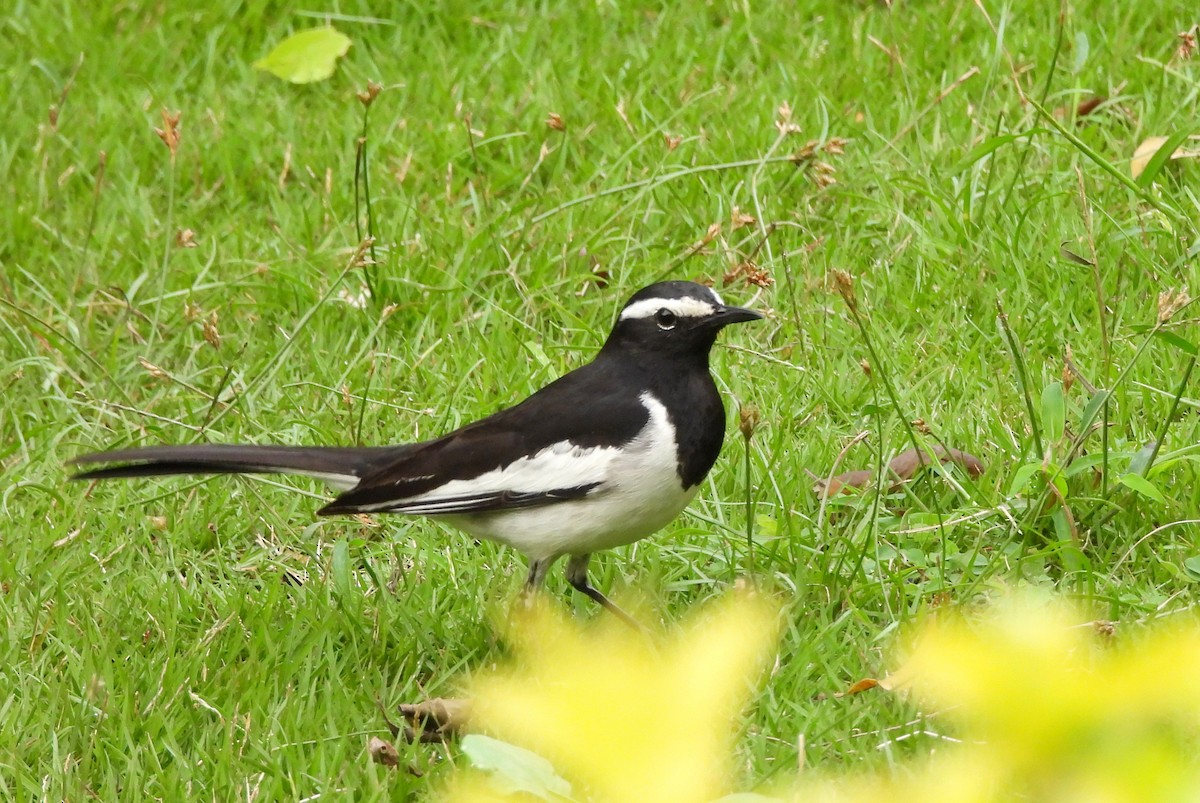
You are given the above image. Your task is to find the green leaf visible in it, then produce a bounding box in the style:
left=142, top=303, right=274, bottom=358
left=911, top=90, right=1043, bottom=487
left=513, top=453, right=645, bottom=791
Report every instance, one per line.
left=253, top=27, right=352, bottom=84
left=461, top=734, right=575, bottom=801
left=1063, top=452, right=1109, bottom=477
left=754, top=513, right=778, bottom=538
left=1183, top=556, right=1200, bottom=582
left=1154, top=329, right=1199, bottom=356
left=1126, top=442, right=1157, bottom=477
left=949, top=128, right=1047, bottom=174
left=1149, top=454, right=1200, bottom=478
left=1051, top=509, right=1086, bottom=572
left=1041, top=381, right=1065, bottom=444
left=1007, top=462, right=1043, bottom=497
left=1043, top=461, right=1068, bottom=501
left=1076, top=388, right=1110, bottom=433
left=1117, top=473, right=1167, bottom=504
left=332, top=538, right=352, bottom=598
left=524, top=340, right=553, bottom=369
left=1071, top=31, right=1090, bottom=74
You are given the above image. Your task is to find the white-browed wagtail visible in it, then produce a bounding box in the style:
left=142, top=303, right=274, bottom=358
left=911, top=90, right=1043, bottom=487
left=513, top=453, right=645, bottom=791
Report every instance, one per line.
left=72, top=281, right=763, bottom=624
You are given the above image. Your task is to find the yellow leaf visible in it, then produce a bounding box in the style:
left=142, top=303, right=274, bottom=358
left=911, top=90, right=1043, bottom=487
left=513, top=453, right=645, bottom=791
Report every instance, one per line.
left=253, top=27, right=352, bottom=84
left=1130, top=135, right=1200, bottom=179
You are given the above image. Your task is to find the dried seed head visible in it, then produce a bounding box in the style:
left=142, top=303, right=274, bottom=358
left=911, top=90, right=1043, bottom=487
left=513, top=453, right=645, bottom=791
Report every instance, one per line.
left=730, top=207, right=756, bottom=230
left=138, top=357, right=168, bottom=380
left=813, top=161, right=838, bottom=189
left=183, top=300, right=201, bottom=323
left=154, top=108, right=181, bottom=160
left=357, top=81, right=382, bottom=107
left=748, top=267, right=773, bottom=288
left=792, top=140, right=819, bottom=165
left=689, top=221, right=722, bottom=255
left=545, top=112, right=566, bottom=132
left=725, top=261, right=774, bottom=289
left=1158, top=288, right=1191, bottom=323
left=1177, top=25, right=1198, bottom=61
left=912, top=418, right=930, bottom=434
left=774, top=101, right=801, bottom=135
left=203, top=310, right=220, bottom=350
left=832, top=270, right=857, bottom=312
left=175, top=228, right=197, bottom=248
left=824, top=136, right=849, bottom=155
left=860, top=358, right=872, bottom=377
left=739, top=405, right=761, bottom=441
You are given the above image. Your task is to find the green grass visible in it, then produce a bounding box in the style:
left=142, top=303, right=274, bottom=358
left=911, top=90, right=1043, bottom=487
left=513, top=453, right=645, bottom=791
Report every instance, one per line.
left=3, top=0, right=1199, bottom=798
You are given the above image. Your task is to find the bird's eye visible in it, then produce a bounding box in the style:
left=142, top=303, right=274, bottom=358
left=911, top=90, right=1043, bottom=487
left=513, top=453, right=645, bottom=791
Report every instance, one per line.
left=654, top=308, right=678, bottom=330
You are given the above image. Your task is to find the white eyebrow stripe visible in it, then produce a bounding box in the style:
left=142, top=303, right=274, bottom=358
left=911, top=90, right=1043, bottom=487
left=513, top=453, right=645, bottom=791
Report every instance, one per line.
left=619, top=296, right=720, bottom=321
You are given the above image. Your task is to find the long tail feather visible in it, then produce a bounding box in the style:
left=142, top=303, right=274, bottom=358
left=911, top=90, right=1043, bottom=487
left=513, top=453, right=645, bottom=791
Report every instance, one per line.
left=70, top=444, right=406, bottom=490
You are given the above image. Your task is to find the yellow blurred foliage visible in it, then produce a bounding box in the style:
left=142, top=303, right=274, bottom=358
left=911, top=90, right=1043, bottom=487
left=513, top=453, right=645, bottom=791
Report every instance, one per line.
left=439, top=592, right=1200, bottom=802
left=439, top=591, right=781, bottom=802
left=801, top=594, right=1200, bottom=802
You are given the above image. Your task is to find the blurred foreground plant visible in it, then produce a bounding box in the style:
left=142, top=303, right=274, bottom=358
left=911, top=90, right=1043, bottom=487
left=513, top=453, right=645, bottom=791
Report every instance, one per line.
left=802, top=594, right=1200, bottom=802
left=438, top=591, right=781, bottom=802
left=437, top=592, right=1200, bottom=802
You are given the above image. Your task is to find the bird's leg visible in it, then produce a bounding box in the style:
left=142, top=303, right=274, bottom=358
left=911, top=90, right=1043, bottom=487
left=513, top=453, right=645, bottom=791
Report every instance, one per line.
left=564, top=553, right=643, bottom=631
left=519, top=556, right=553, bottom=609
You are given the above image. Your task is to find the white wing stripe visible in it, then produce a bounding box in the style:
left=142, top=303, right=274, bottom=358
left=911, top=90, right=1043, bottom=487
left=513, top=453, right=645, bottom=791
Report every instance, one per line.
left=392, top=440, right=616, bottom=510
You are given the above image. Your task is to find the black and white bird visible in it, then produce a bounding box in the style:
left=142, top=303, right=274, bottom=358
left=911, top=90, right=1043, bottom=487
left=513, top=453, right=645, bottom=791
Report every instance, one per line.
left=72, top=281, right=762, bottom=624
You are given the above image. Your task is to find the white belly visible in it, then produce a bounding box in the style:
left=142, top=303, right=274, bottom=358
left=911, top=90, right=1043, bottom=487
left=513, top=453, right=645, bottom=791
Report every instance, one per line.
left=438, top=394, right=697, bottom=560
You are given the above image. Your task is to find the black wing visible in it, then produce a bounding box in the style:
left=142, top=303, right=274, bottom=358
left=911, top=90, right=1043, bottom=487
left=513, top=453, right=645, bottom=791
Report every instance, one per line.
left=319, top=356, right=649, bottom=515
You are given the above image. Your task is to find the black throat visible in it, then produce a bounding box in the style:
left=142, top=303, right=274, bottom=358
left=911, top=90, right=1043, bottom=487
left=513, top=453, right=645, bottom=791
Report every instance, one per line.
left=595, top=339, right=726, bottom=490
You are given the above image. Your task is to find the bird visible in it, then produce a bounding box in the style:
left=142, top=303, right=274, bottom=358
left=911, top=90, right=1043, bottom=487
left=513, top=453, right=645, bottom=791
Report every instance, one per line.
left=71, top=281, right=763, bottom=625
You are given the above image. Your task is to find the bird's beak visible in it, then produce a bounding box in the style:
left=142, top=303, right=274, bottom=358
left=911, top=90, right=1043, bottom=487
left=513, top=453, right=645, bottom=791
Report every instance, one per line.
left=713, top=304, right=764, bottom=326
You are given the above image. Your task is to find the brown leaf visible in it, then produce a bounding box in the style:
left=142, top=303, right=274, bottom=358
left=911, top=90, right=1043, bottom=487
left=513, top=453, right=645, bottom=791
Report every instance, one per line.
left=815, top=446, right=986, bottom=498
left=368, top=736, right=400, bottom=767
left=1053, top=95, right=1107, bottom=121
left=397, top=697, right=473, bottom=743
left=843, top=677, right=881, bottom=696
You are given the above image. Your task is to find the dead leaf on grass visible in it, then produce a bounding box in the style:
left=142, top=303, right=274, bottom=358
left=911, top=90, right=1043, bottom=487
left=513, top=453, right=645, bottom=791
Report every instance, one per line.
left=1130, top=135, right=1200, bottom=179
left=368, top=736, right=400, bottom=767
left=396, top=696, right=474, bottom=743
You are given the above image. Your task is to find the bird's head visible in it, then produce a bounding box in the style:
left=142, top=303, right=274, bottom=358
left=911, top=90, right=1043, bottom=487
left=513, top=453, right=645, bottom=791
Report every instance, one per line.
left=603, top=281, right=763, bottom=359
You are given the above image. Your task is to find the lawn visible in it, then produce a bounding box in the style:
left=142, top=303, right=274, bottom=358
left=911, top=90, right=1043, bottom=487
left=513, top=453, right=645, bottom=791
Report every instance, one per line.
left=3, top=0, right=1199, bottom=799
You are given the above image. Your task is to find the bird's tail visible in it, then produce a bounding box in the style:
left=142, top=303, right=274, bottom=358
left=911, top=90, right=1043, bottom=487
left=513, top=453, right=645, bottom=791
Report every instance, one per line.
left=70, top=444, right=404, bottom=490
